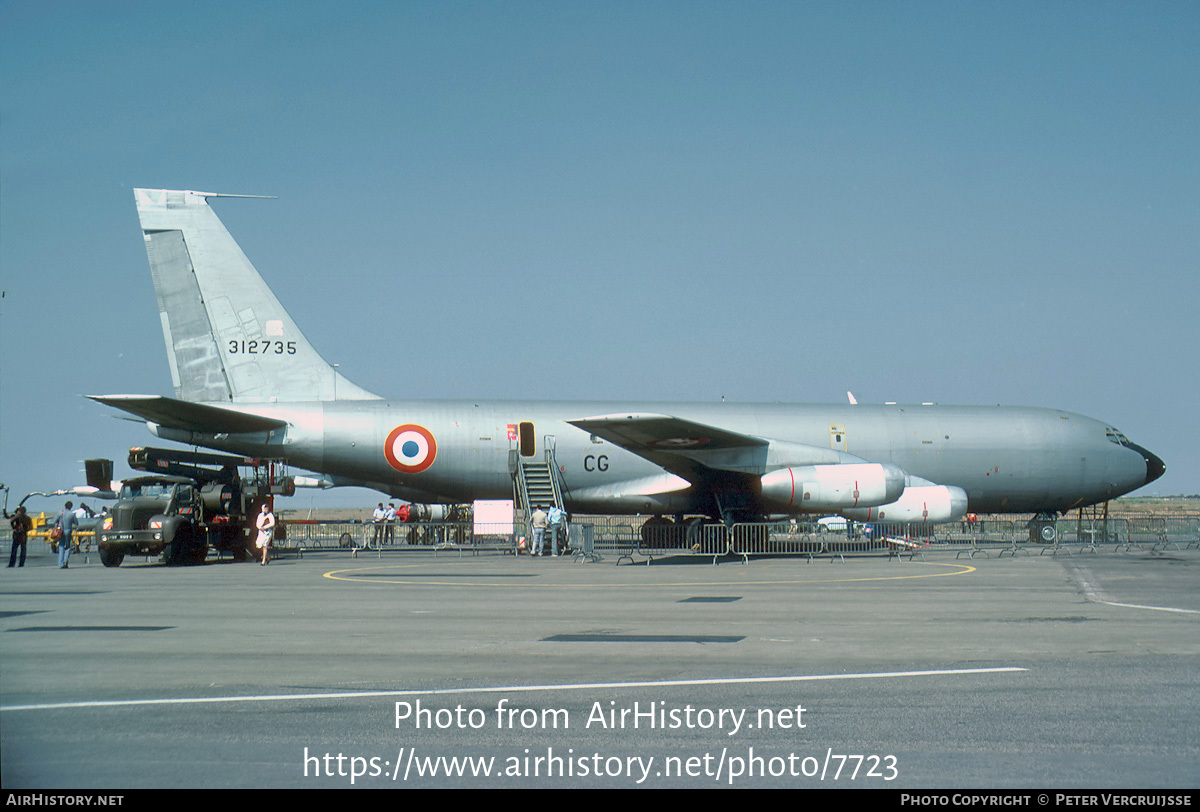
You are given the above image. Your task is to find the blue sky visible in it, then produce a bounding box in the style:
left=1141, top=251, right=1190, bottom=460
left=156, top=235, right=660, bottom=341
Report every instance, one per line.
left=2, top=1, right=1197, bottom=511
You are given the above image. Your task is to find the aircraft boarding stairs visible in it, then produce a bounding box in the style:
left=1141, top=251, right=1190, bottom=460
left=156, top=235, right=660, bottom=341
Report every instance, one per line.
left=511, top=438, right=566, bottom=533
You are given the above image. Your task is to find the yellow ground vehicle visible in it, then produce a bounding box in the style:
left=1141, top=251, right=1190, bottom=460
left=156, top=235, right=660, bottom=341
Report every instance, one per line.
left=27, top=511, right=98, bottom=554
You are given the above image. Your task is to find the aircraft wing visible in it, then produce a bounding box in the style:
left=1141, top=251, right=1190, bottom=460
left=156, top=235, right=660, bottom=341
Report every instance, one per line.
left=88, top=395, right=288, bottom=434
left=567, top=413, right=773, bottom=481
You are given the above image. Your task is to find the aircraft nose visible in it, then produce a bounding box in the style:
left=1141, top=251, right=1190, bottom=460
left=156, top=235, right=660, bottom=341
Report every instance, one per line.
left=1128, top=442, right=1165, bottom=486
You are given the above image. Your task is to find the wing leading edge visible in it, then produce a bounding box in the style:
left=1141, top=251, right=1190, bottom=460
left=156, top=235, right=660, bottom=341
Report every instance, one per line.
left=88, top=395, right=288, bottom=434
left=567, top=413, right=770, bottom=481
left=567, top=412, right=871, bottom=479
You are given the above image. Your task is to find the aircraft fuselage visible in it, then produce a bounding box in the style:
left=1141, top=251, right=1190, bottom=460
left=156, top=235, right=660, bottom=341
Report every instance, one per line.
left=151, top=398, right=1156, bottom=516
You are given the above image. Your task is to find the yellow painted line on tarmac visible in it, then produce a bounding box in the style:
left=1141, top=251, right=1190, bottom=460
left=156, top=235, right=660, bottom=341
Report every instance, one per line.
left=322, top=560, right=976, bottom=588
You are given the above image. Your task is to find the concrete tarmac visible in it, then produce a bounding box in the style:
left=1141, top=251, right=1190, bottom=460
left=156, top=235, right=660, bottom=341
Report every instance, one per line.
left=1, top=543, right=1197, bottom=789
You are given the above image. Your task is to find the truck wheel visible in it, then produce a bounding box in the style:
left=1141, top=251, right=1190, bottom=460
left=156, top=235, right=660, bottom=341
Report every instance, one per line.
left=163, top=538, right=193, bottom=566
left=99, top=548, right=124, bottom=568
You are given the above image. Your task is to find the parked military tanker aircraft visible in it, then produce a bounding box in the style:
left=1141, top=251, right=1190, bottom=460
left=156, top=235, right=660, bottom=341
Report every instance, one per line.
left=90, top=189, right=1164, bottom=524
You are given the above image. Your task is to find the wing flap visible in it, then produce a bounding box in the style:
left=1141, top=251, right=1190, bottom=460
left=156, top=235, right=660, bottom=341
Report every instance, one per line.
left=88, top=395, right=288, bottom=433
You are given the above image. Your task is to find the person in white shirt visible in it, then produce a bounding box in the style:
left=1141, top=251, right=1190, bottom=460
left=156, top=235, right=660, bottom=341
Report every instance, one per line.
left=372, top=503, right=386, bottom=546
left=255, top=503, right=276, bottom=565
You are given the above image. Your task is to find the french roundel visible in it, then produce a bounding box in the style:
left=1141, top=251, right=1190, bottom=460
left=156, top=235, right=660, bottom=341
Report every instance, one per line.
left=384, top=424, right=437, bottom=473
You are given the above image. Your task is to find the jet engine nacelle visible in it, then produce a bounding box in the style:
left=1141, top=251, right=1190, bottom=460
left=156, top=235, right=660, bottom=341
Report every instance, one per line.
left=406, top=503, right=460, bottom=523
left=760, top=463, right=905, bottom=510
left=842, top=484, right=968, bottom=524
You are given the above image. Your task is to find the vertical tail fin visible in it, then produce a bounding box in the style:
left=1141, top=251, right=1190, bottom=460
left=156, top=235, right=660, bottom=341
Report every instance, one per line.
left=134, top=189, right=378, bottom=404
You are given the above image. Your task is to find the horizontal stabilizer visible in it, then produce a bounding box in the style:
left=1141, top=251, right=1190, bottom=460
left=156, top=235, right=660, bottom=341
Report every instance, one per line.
left=88, top=395, right=288, bottom=434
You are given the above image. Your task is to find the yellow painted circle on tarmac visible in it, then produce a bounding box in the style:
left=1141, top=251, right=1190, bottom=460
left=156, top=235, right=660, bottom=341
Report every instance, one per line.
left=322, top=559, right=975, bottom=588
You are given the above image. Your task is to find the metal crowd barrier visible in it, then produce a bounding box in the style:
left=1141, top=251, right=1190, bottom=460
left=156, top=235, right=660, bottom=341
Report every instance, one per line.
left=607, top=519, right=899, bottom=565
left=280, top=520, right=517, bottom=557
left=725, top=522, right=880, bottom=563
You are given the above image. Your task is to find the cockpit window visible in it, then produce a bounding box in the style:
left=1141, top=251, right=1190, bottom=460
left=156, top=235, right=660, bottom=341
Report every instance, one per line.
left=1105, top=427, right=1131, bottom=447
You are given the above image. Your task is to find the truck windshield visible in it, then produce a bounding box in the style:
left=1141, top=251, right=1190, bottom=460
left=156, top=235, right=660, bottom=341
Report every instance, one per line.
left=120, top=483, right=175, bottom=500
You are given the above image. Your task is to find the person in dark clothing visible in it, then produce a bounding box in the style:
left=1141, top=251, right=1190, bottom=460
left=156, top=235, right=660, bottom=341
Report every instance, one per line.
left=8, top=506, right=31, bottom=567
